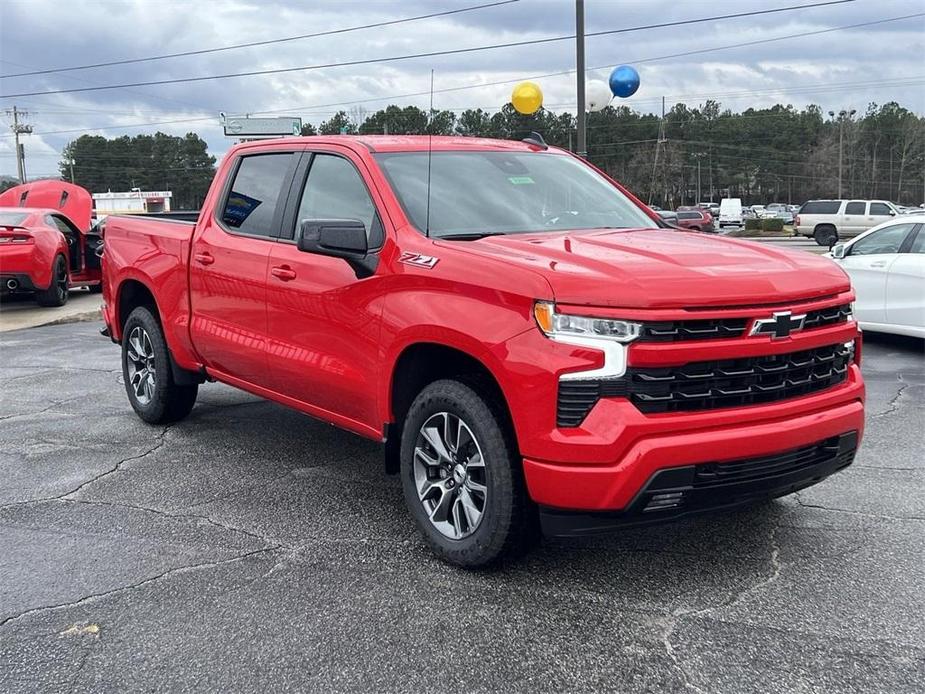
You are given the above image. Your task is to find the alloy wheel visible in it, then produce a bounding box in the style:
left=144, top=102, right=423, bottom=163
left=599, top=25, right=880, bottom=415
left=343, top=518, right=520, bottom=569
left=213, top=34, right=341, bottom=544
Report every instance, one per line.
left=413, top=412, right=488, bottom=540
left=126, top=326, right=156, bottom=406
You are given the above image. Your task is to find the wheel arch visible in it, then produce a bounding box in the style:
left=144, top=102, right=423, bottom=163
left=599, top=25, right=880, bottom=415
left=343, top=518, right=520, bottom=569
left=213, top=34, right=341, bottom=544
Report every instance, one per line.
left=383, top=341, right=517, bottom=474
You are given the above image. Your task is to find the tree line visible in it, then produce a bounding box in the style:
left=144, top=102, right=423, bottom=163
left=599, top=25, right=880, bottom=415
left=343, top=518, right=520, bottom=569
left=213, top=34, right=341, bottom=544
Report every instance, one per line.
left=54, top=100, right=923, bottom=211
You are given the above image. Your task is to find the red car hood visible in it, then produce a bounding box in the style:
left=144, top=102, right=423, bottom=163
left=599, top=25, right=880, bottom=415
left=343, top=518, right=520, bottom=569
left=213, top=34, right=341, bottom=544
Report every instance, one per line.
left=443, top=228, right=850, bottom=309
left=0, top=180, right=93, bottom=231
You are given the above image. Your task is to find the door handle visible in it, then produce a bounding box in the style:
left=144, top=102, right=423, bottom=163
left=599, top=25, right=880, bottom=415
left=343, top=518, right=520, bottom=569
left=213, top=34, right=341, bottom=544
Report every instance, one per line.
left=869, top=261, right=887, bottom=268
left=271, top=266, right=297, bottom=281
left=194, top=252, right=215, bottom=266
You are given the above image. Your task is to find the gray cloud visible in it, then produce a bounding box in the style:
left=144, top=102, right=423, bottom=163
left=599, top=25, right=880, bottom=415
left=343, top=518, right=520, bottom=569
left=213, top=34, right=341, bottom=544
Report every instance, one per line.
left=1, top=0, right=923, bottom=177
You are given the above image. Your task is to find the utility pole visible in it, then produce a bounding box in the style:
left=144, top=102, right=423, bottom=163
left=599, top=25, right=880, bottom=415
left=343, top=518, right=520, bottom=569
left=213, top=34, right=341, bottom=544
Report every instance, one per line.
left=696, top=157, right=702, bottom=203
left=828, top=108, right=855, bottom=198
left=575, top=0, right=586, bottom=158
left=6, top=106, right=33, bottom=183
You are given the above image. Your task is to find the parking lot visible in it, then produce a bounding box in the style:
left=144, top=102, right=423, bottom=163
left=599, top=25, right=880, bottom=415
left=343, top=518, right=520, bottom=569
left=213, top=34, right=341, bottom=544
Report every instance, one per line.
left=0, top=321, right=922, bottom=693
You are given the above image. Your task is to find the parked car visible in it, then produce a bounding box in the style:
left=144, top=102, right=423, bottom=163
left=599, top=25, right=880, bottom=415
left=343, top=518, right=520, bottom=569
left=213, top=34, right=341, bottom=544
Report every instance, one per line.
left=698, top=202, right=720, bottom=216
left=656, top=209, right=679, bottom=225
left=718, top=197, right=743, bottom=228
left=829, top=215, right=924, bottom=338
left=675, top=209, right=715, bottom=232
left=100, top=135, right=864, bottom=567
left=0, top=181, right=103, bottom=305
left=765, top=204, right=795, bottom=225
left=795, top=199, right=900, bottom=246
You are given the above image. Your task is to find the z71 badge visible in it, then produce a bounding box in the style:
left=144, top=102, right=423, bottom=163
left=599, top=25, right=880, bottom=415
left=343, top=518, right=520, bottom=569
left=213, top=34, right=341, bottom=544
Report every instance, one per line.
left=399, top=252, right=439, bottom=269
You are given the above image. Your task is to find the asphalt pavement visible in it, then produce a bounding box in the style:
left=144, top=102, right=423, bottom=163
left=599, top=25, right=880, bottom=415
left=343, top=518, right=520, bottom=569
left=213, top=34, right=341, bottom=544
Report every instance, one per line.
left=0, top=322, right=923, bottom=693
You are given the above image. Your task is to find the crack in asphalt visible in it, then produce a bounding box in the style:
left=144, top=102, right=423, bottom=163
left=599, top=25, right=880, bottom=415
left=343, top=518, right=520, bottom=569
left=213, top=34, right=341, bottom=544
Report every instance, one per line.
left=793, top=494, right=925, bottom=522
left=871, top=380, right=910, bottom=419
left=61, top=426, right=172, bottom=499
left=63, top=497, right=274, bottom=547
left=0, top=395, right=85, bottom=422
left=0, top=546, right=281, bottom=630
left=660, top=516, right=783, bottom=694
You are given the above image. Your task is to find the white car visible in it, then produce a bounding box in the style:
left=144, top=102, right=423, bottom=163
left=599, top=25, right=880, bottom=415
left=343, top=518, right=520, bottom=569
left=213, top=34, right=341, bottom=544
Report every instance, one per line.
left=829, top=215, right=925, bottom=338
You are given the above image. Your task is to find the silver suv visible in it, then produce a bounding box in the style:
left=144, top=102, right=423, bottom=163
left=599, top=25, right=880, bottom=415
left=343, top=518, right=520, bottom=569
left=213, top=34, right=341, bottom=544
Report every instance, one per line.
left=795, top=199, right=900, bottom=245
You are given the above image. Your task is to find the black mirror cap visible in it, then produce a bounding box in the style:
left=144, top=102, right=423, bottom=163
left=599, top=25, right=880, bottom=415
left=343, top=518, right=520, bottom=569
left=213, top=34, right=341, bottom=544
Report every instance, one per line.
left=298, top=219, right=368, bottom=258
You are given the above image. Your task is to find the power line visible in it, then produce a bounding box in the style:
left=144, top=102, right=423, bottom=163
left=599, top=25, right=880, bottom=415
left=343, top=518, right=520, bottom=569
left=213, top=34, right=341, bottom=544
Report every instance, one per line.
left=0, top=0, right=858, bottom=98
left=0, top=1, right=520, bottom=79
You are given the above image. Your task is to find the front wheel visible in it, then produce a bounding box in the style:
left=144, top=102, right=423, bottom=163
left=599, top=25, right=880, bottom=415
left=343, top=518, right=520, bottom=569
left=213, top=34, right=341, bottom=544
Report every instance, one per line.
left=400, top=379, right=537, bottom=568
left=121, top=307, right=198, bottom=424
left=35, top=255, right=69, bottom=307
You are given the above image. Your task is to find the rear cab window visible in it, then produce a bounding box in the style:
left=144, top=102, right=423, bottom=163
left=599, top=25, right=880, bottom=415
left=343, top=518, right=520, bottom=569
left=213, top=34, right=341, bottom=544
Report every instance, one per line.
left=844, top=202, right=866, bottom=215
left=219, top=153, right=295, bottom=238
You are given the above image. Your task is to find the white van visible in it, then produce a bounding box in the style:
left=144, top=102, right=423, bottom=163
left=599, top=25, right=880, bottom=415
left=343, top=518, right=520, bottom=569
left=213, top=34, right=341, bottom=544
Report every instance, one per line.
left=795, top=199, right=900, bottom=245
left=718, top=198, right=743, bottom=228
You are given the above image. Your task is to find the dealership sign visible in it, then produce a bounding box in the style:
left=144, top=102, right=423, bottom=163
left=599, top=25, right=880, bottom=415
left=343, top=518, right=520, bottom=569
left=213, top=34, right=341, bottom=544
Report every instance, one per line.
left=223, top=116, right=302, bottom=138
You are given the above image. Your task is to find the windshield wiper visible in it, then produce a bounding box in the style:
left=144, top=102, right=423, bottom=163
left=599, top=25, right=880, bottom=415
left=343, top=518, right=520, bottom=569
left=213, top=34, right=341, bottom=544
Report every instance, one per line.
left=436, top=231, right=509, bottom=241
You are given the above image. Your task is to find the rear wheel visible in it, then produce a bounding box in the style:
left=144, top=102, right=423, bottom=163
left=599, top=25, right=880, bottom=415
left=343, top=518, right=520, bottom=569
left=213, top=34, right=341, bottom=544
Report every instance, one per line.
left=400, top=379, right=537, bottom=568
left=122, top=306, right=198, bottom=424
left=813, top=225, right=838, bottom=246
left=35, top=255, right=69, bottom=307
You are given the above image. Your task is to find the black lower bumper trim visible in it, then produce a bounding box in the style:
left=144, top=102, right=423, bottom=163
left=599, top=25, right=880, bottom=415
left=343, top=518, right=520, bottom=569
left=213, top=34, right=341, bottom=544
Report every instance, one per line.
left=540, top=431, right=858, bottom=538
left=1, top=273, right=37, bottom=291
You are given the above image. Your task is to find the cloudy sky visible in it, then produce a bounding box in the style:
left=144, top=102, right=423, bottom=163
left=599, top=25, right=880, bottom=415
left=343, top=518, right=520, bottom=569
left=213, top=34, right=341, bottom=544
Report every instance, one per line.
left=0, top=0, right=923, bottom=179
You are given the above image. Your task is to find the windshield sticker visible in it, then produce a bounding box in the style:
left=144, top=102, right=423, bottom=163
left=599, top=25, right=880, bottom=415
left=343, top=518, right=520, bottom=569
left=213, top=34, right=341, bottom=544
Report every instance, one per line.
left=400, top=252, right=439, bottom=269
left=507, top=176, right=535, bottom=185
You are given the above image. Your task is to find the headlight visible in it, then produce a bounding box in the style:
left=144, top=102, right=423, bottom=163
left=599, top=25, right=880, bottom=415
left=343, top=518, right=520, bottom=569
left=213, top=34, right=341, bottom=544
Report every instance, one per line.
left=534, top=302, right=642, bottom=343
left=534, top=302, right=641, bottom=381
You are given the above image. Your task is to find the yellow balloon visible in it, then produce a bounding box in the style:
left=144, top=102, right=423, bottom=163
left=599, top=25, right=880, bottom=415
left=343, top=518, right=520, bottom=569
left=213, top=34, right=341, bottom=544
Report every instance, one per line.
left=511, top=81, right=543, bottom=115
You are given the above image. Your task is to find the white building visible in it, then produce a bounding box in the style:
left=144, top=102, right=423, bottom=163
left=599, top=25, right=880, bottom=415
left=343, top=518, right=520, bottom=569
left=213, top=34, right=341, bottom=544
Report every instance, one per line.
left=92, top=189, right=172, bottom=218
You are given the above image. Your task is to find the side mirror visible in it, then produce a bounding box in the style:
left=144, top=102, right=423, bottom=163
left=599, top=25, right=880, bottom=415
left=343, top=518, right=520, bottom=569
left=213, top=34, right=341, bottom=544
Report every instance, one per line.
left=297, top=219, right=378, bottom=278
left=298, top=219, right=368, bottom=259
left=831, top=243, right=846, bottom=259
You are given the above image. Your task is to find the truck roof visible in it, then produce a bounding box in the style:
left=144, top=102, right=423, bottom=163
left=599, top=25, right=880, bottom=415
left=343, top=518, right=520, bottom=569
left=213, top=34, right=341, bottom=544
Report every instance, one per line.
left=233, top=135, right=560, bottom=154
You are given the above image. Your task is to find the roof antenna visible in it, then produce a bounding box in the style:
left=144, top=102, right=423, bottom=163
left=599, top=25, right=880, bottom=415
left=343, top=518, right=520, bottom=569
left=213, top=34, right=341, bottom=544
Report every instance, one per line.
left=523, top=131, right=548, bottom=150
left=425, top=69, right=434, bottom=238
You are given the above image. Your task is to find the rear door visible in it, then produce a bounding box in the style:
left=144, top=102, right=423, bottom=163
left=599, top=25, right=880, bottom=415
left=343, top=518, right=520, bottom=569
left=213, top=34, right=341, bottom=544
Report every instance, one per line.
left=189, top=151, right=298, bottom=387
left=842, top=201, right=866, bottom=235
left=841, top=222, right=917, bottom=324
left=885, top=225, right=925, bottom=331
left=265, top=148, right=386, bottom=433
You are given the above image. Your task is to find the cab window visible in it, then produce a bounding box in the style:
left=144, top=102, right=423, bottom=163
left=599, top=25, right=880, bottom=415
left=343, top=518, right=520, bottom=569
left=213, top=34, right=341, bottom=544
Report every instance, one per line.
left=295, top=154, right=381, bottom=247
left=849, top=223, right=915, bottom=256
left=220, top=153, right=293, bottom=237
left=869, top=202, right=894, bottom=216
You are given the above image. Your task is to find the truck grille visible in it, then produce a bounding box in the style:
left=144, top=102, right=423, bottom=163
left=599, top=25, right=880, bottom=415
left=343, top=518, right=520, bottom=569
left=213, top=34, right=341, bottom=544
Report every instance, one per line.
left=637, top=302, right=850, bottom=343
left=556, top=342, right=852, bottom=425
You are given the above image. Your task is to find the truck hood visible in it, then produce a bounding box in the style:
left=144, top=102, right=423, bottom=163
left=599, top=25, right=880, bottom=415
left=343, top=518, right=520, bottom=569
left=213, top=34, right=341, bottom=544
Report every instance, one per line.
left=441, top=228, right=850, bottom=309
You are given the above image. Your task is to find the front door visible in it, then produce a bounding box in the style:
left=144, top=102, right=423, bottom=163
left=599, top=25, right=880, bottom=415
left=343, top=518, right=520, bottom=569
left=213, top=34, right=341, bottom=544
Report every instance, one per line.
left=265, top=150, right=385, bottom=433
left=189, top=151, right=296, bottom=387
left=886, top=225, right=925, bottom=330
left=842, top=222, right=916, bottom=325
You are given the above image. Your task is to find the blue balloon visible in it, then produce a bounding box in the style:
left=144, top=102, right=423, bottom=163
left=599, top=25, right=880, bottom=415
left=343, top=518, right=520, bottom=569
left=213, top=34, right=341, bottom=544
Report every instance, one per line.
left=609, top=65, right=640, bottom=98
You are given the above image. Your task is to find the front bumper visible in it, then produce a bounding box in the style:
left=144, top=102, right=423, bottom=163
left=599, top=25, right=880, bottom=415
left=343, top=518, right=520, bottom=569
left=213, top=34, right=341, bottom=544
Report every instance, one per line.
left=522, top=364, right=864, bottom=512
left=540, top=431, right=857, bottom=536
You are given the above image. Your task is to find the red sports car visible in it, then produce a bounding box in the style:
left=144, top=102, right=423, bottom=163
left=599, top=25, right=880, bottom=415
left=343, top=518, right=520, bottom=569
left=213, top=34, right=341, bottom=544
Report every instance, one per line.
left=0, top=181, right=102, bottom=306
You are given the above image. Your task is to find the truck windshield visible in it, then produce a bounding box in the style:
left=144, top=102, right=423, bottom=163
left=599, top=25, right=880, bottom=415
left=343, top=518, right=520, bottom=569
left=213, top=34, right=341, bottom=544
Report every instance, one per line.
left=375, top=151, right=656, bottom=238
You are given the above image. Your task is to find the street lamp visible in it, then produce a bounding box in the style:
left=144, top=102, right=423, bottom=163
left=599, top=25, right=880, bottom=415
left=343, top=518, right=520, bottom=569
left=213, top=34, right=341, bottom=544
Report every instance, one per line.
left=828, top=109, right=856, bottom=198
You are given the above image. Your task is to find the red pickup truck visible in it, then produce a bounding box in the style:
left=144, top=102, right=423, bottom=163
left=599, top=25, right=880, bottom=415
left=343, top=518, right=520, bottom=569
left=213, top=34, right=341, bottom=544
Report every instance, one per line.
left=101, top=135, right=864, bottom=567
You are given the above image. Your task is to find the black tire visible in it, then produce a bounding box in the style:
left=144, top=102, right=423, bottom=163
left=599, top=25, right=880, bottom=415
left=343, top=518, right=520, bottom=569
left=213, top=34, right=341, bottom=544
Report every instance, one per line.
left=400, top=379, right=537, bottom=568
left=813, top=225, right=838, bottom=246
left=121, top=306, right=198, bottom=424
left=35, top=254, right=69, bottom=307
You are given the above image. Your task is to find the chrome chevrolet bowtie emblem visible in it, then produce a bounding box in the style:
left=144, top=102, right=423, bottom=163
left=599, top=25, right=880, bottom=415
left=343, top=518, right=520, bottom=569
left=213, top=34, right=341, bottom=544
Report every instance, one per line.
left=750, top=310, right=805, bottom=339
